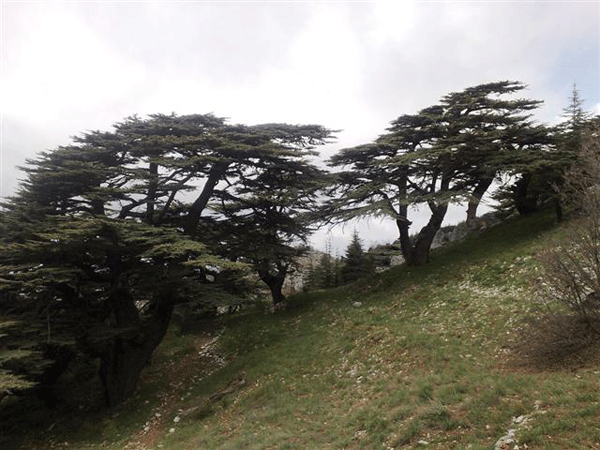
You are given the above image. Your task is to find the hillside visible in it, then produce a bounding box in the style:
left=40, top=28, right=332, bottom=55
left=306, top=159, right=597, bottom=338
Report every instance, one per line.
left=5, top=210, right=600, bottom=450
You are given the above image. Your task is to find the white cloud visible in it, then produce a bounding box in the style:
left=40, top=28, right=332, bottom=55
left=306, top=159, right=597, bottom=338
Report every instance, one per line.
left=1, top=1, right=598, bottom=246
left=2, top=4, right=146, bottom=119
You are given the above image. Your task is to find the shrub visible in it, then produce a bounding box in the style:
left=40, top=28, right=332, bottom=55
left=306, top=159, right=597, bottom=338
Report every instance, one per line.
left=536, top=121, right=600, bottom=329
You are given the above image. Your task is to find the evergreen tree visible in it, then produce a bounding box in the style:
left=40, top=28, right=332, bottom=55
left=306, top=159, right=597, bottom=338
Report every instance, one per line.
left=327, top=81, right=546, bottom=265
left=302, top=259, right=318, bottom=291
left=341, top=230, right=373, bottom=283
left=301, top=241, right=341, bottom=291
left=202, top=123, right=334, bottom=305
left=0, top=214, right=239, bottom=405
left=0, top=114, right=332, bottom=404
left=317, top=253, right=336, bottom=289
left=495, top=83, right=595, bottom=219
left=560, top=83, right=592, bottom=150
left=436, top=81, right=544, bottom=224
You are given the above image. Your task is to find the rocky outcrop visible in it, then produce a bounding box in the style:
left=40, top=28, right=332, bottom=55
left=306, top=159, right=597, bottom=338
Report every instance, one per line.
left=282, top=249, right=326, bottom=295
left=432, top=212, right=499, bottom=249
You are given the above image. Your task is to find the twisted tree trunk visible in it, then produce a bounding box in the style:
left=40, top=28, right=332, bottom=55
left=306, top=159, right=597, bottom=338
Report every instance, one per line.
left=98, top=288, right=174, bottom=406
left=258, top=267, right=287, bottom=306
left=398, top=203, right=448, bottom=266
left=466, top=177, right=494, bottom=226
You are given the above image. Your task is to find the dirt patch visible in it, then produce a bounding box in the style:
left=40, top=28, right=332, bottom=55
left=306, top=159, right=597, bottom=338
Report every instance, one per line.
left=123, top=332, right=226, bottom=450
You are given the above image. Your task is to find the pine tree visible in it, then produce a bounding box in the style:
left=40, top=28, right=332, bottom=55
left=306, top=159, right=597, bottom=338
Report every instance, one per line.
left=341, top=230, right=373, bottom=283
left=301, top=240, right=342, bottom=291
left=561, top=83, right=592, bottom=147
left=495, top=83, right=595, bottom=220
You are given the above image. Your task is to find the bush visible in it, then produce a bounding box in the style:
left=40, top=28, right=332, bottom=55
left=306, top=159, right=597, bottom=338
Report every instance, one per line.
left=534, top=121, right=600, bottom=335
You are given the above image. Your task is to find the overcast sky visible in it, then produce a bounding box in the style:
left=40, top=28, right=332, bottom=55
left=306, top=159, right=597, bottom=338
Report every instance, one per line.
left=1, top=1, right=599, bottom=252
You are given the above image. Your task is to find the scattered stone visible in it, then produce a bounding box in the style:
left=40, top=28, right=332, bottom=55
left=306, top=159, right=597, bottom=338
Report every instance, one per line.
left=169, top=428, right=175, bottom=434
left=390, top=255, right=405, bottom=266
left=173, top=416, right=180, bottom=423
left=494, top=408, right=538, bottom=450
left=353, top=301, right=362, bottom=308
left=354, top=429, right=367, bottom=439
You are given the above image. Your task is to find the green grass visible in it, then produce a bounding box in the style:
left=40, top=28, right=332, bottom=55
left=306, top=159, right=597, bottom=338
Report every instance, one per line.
left=7, top=210, right=600, bottom=449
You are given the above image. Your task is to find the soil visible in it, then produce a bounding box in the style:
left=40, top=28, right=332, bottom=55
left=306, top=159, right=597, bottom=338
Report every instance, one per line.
left=123, top=332, right=225, bottom=450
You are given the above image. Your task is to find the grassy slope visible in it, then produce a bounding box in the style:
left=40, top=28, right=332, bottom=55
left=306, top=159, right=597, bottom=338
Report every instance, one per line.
left=11, top=211, right=600, bottom=449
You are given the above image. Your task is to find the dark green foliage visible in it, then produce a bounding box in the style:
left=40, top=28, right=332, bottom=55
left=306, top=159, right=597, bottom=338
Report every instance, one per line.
left=495, top=84, right=597, bottom=219
left=304, top=252, right=341, bottom=291
left=0, top=214, right=240, bottom=405
left=0, top=113, right=333, bottom=405
left=0, top=113, right=254, bottom=405
left=201, top=123, right=335, bottom=304
left=559, top=83, right=593, bottom=153
left=341, top=231, right=375, bottom=283
left=328, top=80, right=546, bottom=265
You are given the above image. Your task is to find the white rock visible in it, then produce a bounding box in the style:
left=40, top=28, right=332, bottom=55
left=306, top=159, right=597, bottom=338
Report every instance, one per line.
left=390, top=255, right=404, bottom=266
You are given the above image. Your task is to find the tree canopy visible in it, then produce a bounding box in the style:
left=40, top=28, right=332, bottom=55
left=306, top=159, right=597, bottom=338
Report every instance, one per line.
left=203, top=123, right=334, bottom=305
left=327, top=81, right=548, bottom=265
left=1, top=81, right=596, bottom=409
left=0, top=113, right=334, bottom=405
left=494, top=84, right=597, bottom=219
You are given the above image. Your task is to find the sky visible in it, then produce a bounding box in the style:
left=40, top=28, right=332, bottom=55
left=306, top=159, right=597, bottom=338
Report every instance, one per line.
left=1, top=0, right=599, bottom=253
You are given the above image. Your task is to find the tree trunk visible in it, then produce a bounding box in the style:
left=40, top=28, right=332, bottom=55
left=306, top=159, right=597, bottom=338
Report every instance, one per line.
left=91, top=198, right=105, bottom=216
left=99, top=289, right=174, bottom=407
left=184, top=161, right=229, bottom=235
left=396, top=215, right=411, bottom=265
left=146, top=162, right=158, bottom=224
left=35, top=344, right=76, bottom=407
left=395, top=171, right=412, bottom=263
left=514, top=172, right=537, bottom=215
left=258, top=269, right=287, bottom=306
left=466, top=177, right=494, bottom=226
left=555, top=198, right=563, bottom=222
left=400, top=203, right=448, bottom=266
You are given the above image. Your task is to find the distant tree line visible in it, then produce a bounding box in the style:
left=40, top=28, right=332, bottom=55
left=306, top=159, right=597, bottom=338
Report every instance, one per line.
left=302, top=231, right=376, bottom=290
left=0, top=80, right=597, bottom=406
